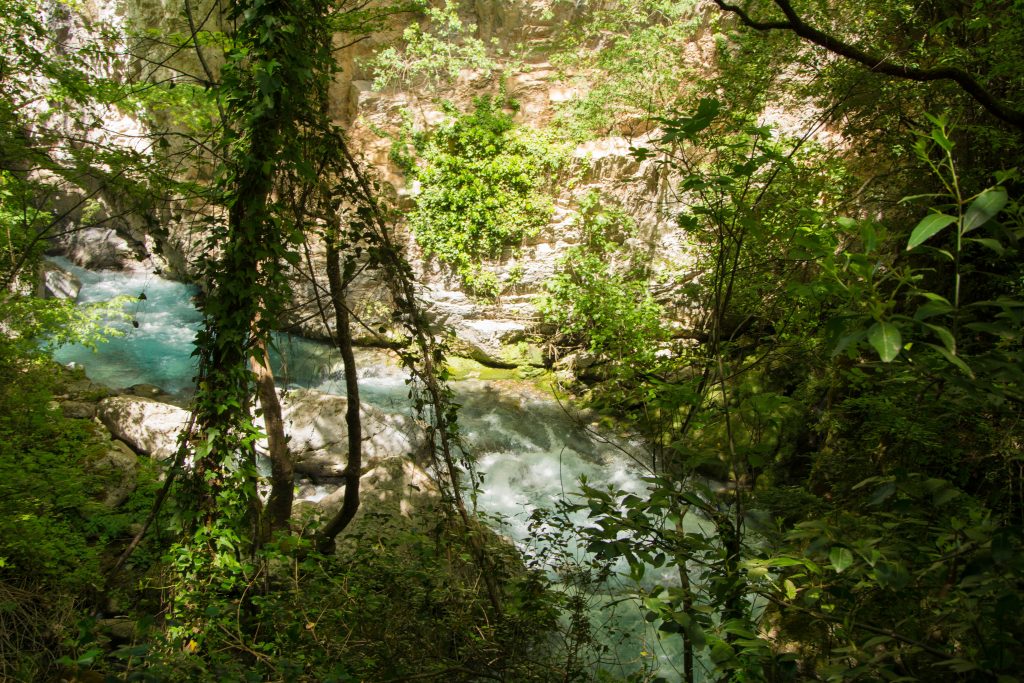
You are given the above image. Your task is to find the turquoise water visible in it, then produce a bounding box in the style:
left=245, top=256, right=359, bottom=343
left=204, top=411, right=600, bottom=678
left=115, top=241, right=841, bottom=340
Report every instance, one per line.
left=50, top=257, right=203, bottom=396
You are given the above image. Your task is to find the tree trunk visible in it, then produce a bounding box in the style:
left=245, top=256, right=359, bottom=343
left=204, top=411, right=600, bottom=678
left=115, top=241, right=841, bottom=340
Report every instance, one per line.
left=315, top=238, right=362, bottom=553
left=254, top=337, right=293, bottom=537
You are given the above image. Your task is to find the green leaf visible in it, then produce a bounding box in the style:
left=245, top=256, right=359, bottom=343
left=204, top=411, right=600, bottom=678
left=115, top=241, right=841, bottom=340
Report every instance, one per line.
left=966, top=237, right=1004, bottom=255
left=923, top=322, right=956, bottom=353
left=869, top=481, right=897, bottom=506
left=962, top=187, right=1007, bottom=233
left=723, top=623, right=760, bottom=641
left=113, top=644, right=150, bottom=659
left=930, top=126, right=954, bottom=152
left=933, top=487, right=960, bottom=506
left=936, top=657, right=978, bottom=673
left=874, top=560, right=911, bottom=589
left=914, top=299, right=953, bottom=320
left=684, top=620, right=707, bottom=649
left=964, top=321, right=1017, bottom=338
left=868, top=321, right=902, bottom=362
left=861, top=635, right=892, bottom=649
left=783, top=578, right=797, bottom=600
left=829, top=547, right=854, bottom=573
left=860, top=221, right=878, bottom=253
left=907, top=213, right=956, bottom=250
left=709, top=640, right=736, bottom=664
left=829, top=319, right=867, bottom=357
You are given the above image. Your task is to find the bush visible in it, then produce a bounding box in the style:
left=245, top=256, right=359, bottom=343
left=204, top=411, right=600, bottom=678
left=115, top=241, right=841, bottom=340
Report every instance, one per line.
left=410, top=95, right=567, bottom=298
left=136, top=516, right=568, bottom=682
left=541, top=191, right=666, bottom=366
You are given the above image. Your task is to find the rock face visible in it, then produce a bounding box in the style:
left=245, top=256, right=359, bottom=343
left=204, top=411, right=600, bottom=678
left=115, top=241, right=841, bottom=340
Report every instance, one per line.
left=97, top=395, right=190, bottom=461
left=33, top=0, right=176, bottom=276
left=48, top=0, right=696, bottom=368
left=274, top=2, right=691, bottom=366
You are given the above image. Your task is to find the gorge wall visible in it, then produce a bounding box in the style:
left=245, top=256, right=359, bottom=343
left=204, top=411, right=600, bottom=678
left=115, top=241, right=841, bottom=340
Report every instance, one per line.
left=46, top=0, right=700, bottom=369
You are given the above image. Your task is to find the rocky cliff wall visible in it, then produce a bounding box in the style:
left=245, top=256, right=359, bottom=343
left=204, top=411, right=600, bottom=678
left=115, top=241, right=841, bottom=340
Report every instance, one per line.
left=46, top=0, right=696, bottom=368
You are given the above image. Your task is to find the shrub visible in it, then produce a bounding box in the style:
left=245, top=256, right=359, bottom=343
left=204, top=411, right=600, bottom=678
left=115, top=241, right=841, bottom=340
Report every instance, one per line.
left=410, top=95, right=567, bottom=298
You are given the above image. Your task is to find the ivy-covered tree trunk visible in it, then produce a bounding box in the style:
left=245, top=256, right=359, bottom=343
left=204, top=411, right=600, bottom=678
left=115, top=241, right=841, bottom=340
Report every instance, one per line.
left=188, top=0, right=327, bottom=544
left=191, top=124, right=283, bottom=529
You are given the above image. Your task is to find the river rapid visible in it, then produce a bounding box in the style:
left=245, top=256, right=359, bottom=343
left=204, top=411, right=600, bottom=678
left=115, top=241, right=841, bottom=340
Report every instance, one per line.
left=49, top=257, right=693, bottom=681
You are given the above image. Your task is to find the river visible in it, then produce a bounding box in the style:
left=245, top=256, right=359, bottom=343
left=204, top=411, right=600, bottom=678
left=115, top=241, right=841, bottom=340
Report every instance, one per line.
left=48, top=257, right=692, bottom=681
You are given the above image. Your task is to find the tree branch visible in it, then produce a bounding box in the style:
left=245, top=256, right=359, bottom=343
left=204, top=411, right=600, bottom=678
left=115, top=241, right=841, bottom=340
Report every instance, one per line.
left=711, top=0, right=1024, bottom=131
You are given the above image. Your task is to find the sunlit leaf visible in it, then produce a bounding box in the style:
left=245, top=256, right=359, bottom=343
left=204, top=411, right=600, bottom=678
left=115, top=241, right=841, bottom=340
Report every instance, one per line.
left=962, top=187, right=1007, bottom=233
left=867, top=321, right=902, bottom=362
left=907, top=213, right=956, bottom=250
left=829, top=547, right=853, bottom=573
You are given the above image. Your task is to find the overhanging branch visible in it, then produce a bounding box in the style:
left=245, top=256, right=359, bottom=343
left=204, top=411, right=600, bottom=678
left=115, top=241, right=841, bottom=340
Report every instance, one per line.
left=712, top=0, right=1024, bottom=131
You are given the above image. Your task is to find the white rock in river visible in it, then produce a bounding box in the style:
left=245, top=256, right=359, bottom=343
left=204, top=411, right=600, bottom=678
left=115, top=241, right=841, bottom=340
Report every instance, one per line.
left=99, top=389, right=425, bottom=478
left=260, top=388, right=425, bottom=479
left=38, top=260, right=82, bottom=299
left=98, top=395, right=189, bottom=462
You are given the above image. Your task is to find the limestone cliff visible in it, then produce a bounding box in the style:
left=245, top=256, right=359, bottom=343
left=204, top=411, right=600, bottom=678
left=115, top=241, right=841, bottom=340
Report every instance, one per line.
left=45, top=0, right=695, bottom=367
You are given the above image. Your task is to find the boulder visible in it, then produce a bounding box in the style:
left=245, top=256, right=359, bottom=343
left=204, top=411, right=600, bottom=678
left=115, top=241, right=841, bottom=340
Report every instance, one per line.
left=61, top=227, right=139, bottom=271
left=88, top=439, right=139, bottom=508
left=56, top=376, right=110, bottom=402
left=125, top=383, right=165, bottom=398
left=300, top=457, right=441, bottom=533
left=38, top=260, right=81, bottom=299
left=95, top=388, right=424, bottom=478
left=263, top=389, right=425, bottom=479
left=97, top=395, right=189, bottom=461
left=96, top=617, right=138, bottom=644
left=59, top=400, right=96, bottom=419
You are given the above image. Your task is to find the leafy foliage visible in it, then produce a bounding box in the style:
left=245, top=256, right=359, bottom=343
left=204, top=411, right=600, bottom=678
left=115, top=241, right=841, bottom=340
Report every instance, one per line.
left=558, top=93, right=1024, bottom=680
left=0, top=361, right=158, bottom=679
left=370, top=0, right=500, bottom=91
left=541, top=190, right=666, bottom=366
left=549, top=0, right=702, bottom=140
left=5, top=0, right=1024, bottom=681
left=410, top=95, right=567, bottom=297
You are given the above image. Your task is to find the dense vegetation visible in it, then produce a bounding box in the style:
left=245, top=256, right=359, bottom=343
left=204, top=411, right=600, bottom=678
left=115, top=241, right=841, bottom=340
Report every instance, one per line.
left=1, top=0, right=1022, bottom=682
left=407, top=95, right=568, bottom=297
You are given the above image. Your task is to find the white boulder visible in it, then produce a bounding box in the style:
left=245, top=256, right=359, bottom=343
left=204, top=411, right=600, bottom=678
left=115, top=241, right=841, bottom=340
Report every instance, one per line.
left=97, top=395, right=189, bottom=461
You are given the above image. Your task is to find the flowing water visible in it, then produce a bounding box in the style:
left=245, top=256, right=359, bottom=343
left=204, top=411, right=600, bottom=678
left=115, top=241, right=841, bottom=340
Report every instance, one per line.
left=51, top=257, right=203, bottom=397
left=48, top=257, right=693, bottom=680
